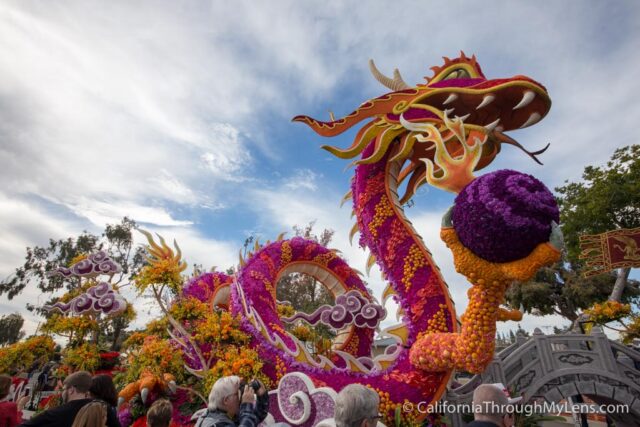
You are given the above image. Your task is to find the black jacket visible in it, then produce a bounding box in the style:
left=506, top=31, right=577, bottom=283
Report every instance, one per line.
left=19, top=398, right=120, bottom=427
left=467, top=421, right=501, bottom=427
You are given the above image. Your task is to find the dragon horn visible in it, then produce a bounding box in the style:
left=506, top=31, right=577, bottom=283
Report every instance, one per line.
left=369, top=59, right=410, bottom=91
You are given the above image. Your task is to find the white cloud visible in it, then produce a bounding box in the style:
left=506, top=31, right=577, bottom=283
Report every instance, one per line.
left=284, top=169, right=322, bottom=191
left=0, top=191, right=82, bottom=335
left=1, top=0, right=638, bottom=342
left=64, top=198, right=193, bottom=228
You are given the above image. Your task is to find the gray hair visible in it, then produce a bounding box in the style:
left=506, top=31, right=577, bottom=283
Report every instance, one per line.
left=334, top=384, right=380, bottom=427
left=208, top=376, right=240, bottom=410
left=472, top=384, right=510, bottom=424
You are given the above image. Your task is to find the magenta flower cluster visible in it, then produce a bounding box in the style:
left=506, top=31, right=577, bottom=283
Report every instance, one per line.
left=452, top=169, right=559, bottom=262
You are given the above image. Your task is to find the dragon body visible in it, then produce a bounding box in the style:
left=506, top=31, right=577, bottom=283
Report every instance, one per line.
left=130, top=53, right=562, bottom=425
left=230, top=53, right=560, bottom=422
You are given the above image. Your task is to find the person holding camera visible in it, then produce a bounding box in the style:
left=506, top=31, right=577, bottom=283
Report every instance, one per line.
left=195, top=376, right=268, bottom=427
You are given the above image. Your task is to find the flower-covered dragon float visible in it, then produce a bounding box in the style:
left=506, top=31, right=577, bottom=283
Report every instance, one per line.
left=121, top=52, right=562, bottom=426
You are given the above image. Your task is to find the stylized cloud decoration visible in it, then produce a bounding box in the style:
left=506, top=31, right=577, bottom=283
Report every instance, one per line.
left=263, top=372, right=337, bottom=427
left=282, top=290, right=386, bottom=330
left=44, top=281, right=127, bottom=315
left=48, top=251, right=122, bottom=278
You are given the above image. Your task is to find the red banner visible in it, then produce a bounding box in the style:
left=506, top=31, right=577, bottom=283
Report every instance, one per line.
left=579, top=227, right=640, bottom=276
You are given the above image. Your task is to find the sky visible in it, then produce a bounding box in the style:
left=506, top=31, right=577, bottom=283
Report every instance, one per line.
left=1, top=1, right=639, bottom=341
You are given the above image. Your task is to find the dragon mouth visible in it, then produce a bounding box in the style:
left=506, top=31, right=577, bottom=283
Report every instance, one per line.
left=404, top=78, right=551, bottom=133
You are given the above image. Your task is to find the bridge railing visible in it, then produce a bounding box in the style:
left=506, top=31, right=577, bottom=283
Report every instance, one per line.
left=448, top=326, right=640, bottom=400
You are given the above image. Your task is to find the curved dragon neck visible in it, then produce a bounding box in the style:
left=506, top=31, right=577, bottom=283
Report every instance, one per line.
left=352, top=143, right=458, bottom=346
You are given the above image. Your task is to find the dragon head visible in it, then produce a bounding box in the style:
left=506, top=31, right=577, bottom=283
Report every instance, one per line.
left=294, top=52, right=551, bottom=201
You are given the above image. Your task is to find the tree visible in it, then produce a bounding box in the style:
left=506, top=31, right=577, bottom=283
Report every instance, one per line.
left=0, top=217, right=145, bottom=350
left=0, top=313, right=25, bottom=346
left=557, top=144, right=640, bottom=301
left=505, top=145, right=640, bottom=325
left=507, top=264, right=638, bottom=322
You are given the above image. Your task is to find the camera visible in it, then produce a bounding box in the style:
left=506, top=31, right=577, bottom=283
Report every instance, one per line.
left=239, top=379, right=261, bottom=397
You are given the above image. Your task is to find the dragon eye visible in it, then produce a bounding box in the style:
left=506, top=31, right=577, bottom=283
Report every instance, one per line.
left=442, top=68, right=471, bottom=80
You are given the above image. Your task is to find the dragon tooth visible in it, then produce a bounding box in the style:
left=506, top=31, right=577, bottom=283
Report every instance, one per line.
left=513, top=90, right=535, bottom=110
left=366, top=253, right=376, bottom=276
left=456, top=113, right=471, bottom=122
left=519, top=112, right=542, bottom=128
left=442, top=93, right=458, bottom=105
left=444, top=108, right=455, bottom=117
left=484, top=118, right=501, bottom=132
left=476, top=94, right=495, bottom=109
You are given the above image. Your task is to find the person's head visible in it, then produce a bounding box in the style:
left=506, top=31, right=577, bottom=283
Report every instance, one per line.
left=472, top=384, right=516, bottom=427
left=0, top=375, right=12, bottom=400
left=207, top=376, right=241, bottom=418
left=62, top=371, right=93, bottom=403
left=334, top=384, right=381, bottom=427
left=90, top=375, right=118, bottom=407
left=146, top=399, right=173, bottom=427
left=71, top=400, right=107, bottom=427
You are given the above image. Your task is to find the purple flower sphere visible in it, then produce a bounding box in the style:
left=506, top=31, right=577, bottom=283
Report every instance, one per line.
left=451, top=169, right=559, bottom=263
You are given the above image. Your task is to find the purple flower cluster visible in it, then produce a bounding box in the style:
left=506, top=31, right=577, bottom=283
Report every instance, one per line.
left=182, top=271, right=231, bottom=302
left=452, top=169, right=559, bottom=262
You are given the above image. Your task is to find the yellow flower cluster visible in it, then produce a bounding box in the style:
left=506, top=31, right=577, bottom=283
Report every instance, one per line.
left=192, top=311, right=250, bottom=346
left=368, top=197, right=394, bottom=239
left=424, top=304, right=449, bottom=334
left=121, top=336, right=185, bottom=385
left=372, top=388, right=419, bottom=426
left=145, top=318, right=170, bottom=337
left=122, top=332, right=148, bottom=350
left=401, top=245, right=425, bottom=292
left=0, top=335, right=56, bottom=374
left=622, top=315, right=640, bottom=344
left=276, top=303, right=295, bottom=318
left=274, top=356, right=287, bottom=382
left=203, top=347, right=270, bottom=395
left=312, top=251, right=337, bottom=267
left=62, top=343, right=101, bottom=372
left=585, top=300, right=631, bottom=324
left=135, top=257, right=185, bottom=293
left=375, top=389, right=395, bottom=423
left=42, top=314, right=99, bottom=339
left=290, top=324, right=313, bottom=342
left=280, top=241, right=292, bottom=264
left=170, top=297, right=209, bottom=321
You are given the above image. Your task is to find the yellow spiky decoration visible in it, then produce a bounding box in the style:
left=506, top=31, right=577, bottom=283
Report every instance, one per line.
left=135, top=229, right=188, bottom=293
